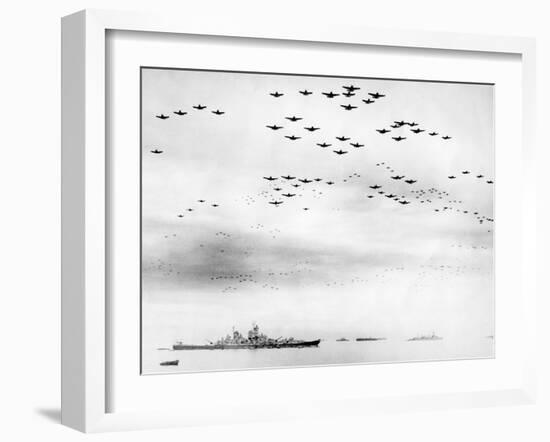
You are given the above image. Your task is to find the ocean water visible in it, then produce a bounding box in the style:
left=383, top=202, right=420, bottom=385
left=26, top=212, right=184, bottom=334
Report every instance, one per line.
left=144, top=337, right=494, bottom=374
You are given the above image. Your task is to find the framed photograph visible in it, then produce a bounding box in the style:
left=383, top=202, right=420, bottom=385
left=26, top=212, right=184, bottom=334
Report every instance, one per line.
left=62, top=9, right=537, bottom=432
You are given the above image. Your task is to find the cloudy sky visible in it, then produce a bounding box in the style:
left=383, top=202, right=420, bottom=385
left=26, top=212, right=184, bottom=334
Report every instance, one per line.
left=141, top=67, right=494, bottom=358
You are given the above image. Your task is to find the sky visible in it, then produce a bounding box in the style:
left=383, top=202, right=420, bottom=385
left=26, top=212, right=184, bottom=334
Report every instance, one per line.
left=140, top=67, right=494, bottom=362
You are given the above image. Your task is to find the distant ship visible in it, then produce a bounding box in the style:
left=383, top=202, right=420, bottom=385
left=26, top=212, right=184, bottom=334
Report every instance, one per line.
left=356, top=337, right=386, bottom=342
left=160, top=360, right=179, bottom=366
left=408, top=332, right=442, bottom=341
left=336, top=337, right=349, bottom=342
left=172, top=323, right=321, bottom=350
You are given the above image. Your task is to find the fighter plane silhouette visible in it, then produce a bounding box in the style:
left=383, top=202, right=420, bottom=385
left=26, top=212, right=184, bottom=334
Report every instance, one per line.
left=368, top=92, right=385, bottom=99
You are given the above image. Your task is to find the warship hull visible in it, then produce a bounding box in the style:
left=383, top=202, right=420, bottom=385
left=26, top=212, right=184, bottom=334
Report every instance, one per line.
left=173, top=339, right=321, bottom=350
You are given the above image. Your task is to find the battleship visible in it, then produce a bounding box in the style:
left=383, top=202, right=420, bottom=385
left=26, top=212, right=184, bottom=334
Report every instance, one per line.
left=356, top=337, right=386, bottom=342
left=172, top=323, right=321, bottom=350
left=408, top=332, right=443, bottom=341
left=336, top=337, right=349, bottom=342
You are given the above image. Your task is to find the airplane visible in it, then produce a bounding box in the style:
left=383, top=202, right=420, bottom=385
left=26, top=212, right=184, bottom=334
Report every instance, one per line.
left=212, top=109, right=225, bottom=115
left=193, top=104, right=207, bottom=110
left=386, top=194, right=397, bottom=198
left=392, top=136, right=406, bottom=141
left=304, top=126, right=320, bottom=132
left=281, top=175, right=296, bottom=180
left=198, top=199, right=206, bottom=203
left=411, top=128, right=425, bottom=133
left=390, top=124, right=400, bottom=129
left=362, top=99, right=375, bottom=104
left=317, top=142, right=331, bottom=148
left=370, top=185, right=382, bottom=189
left=177, top=214, right=184, bottom=218
left=186, top=208, right=194, bottom=212
left=378, top=191, right=385, bottom=194
left=391, top=175, right=404, bottom=180
left=266, top=125, right=283, bottom=130
left=476, top=174, right=484, bottom=178
left=314, top=178, right=322, bottom=182
left=350, top=142, right=364, bottom=148
left=368, top=92, right=385, bottom=99
left=299, top=90, right=313, bottom=95
left=377, top=128, right=390, bottom=134
left=336, top=136, right=350, bottom=141
left=408, top=122, right=418, bottom=127
left=291, top=184, right=301, bottom=188
left=269, top=201, right=283, bottom=206
left=442, top=135, right=452, bottom=140
left=150, top=149, right=163, bottom=154
left=299, top=178, right=313, bottom=184
left=273, top=187, right=282, bottom=191
left=342, top=92, right=355, bottom=97
left=270, top=92, right=284, bottom=97
left=399, top=200, right=411, bottom=205
left=341, top=104, right=357, bottom=110
left=462, top=171, right=470, bottom=174
left=333, top=149, right=348, bottom=155
left=282, top=193, right=296, bottom=197
left=263, top=176, right=278, bottom=181
left=156, top=114, right=169, bottom=119
left=394, top=120, right=406, bottom=126
left=212, top=204, right=219, bottom=207
left=173, top=110, right=187, bottom=116
left=429, top=132, right=439, bottom=136
left=303, top=208, right=310, bottom=211
left=286, top=116, right=303, bottom=122
left=486, top=180, right=494, bottom=184
left=343, top=85, right=360, bottom=91
left=322, top=91, right=340, bottom=98
left=285, top=135, right=301, bottom=140
left=367, top=195, right=374, bottom=198
left=326, top=181, right=335, bottom=185
left=448, top=176, right=456, bottom=179
left=405, top=179, right=417, bottom=184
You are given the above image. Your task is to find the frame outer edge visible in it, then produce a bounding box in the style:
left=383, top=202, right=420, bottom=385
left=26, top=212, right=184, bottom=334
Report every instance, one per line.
left=61, top=10, right=87, bottom=432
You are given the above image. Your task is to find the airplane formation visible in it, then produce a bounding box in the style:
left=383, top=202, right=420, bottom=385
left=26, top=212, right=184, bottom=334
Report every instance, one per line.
left=148, top=82, right=494, bottom=263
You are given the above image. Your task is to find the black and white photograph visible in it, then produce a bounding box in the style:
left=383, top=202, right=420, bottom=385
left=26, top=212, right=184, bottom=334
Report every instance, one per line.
left=141, top=67, right=495, bottom=374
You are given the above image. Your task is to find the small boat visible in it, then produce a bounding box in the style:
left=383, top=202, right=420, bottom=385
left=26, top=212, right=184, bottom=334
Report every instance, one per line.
left=356, top=337, right=386, bottom=342
left=160, top=360, right=179, bottom=366
left=408, top=332, right=442, bottom=341
left=336, top=338, right=349, bottom=342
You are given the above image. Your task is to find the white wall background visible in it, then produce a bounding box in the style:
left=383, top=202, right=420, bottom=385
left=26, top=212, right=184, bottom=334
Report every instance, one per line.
left=0, top=1, right=547, bottom=441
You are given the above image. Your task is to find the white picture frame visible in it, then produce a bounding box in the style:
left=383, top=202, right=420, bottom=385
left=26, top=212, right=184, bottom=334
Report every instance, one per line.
left=61, top=9, right=537, bottom=433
